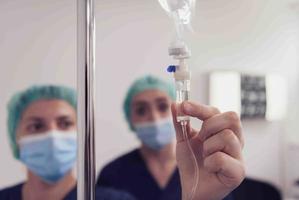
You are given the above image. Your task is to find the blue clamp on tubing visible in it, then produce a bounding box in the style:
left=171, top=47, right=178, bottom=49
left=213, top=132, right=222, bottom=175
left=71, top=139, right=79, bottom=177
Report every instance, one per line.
left=167, top=65, right=176, bottom=73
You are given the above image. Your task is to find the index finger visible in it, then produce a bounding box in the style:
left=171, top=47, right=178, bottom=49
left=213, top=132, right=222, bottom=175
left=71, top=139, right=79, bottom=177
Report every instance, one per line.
left=181, top=101, right=221, bottom=121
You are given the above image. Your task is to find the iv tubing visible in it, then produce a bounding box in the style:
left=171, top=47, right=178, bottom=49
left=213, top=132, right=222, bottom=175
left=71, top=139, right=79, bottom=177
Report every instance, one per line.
left=181, top=120, right=199, bottom=200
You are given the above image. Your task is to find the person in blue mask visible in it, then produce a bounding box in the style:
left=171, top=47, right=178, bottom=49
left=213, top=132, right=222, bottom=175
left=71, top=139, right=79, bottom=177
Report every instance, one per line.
left=97, top=75, right=248, bottom=200
left=0, top=85, right=135, bottom=200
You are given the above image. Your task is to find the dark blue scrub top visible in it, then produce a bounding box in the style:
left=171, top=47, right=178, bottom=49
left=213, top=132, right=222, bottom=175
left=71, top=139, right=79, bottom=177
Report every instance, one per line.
left=0, top=183, right=135, bottom=200
left=97, top=149, right=233, bottom=200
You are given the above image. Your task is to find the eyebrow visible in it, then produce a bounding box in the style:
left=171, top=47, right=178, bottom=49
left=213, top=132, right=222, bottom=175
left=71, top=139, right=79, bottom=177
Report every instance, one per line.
left=132, top=101, right=148, bottom=106
left=24, top=115, right=74, bottom=122
left=133, top=97, right=168, bottom=106
left=56, top=115, right=75, bottom=121
left=24, top=116, right=44, bottom=122
left=155, top=97, right=168, bottom=103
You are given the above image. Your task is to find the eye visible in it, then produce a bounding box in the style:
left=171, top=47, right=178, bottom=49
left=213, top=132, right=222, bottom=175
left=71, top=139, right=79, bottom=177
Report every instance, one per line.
left=27, top=122, right=45, bottom=133
left=58, top=119, right=75, bottom=130
left=135, top=106, right=147, bottom=117
left=157, top=102, right=169, bottom=113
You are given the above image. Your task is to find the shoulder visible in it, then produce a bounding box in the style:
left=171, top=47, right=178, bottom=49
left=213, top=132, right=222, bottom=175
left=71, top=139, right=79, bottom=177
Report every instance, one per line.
left=232, top=178, right=281, bottom=200
left=0, top=183, right=24, bottom=199
left=97, top=149, right=142, bottom=186
left=100, top=149, right=141, bottom=174
left=96, top=187, right=136, bottom=200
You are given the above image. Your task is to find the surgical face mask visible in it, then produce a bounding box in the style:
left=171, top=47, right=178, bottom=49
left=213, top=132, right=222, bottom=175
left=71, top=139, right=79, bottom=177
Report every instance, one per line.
left=133, top=117, right=176, bottom=150
left=18, top=130, right=77, bottom=184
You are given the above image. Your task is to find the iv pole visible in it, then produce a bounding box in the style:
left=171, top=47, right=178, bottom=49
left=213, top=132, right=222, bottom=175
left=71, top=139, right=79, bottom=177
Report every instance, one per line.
left=77, top=0, right=96, bottom=199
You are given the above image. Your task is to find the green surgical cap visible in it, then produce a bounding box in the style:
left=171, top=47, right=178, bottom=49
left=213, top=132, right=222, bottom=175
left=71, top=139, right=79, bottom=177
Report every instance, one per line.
left=123, top=75, right=175, bottom=130
left=7, top=85, right=77, bottom=159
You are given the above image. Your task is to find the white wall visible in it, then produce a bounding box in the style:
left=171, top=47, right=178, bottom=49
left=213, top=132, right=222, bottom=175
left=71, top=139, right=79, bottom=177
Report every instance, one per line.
left=0, top=0, right=299, bottom=198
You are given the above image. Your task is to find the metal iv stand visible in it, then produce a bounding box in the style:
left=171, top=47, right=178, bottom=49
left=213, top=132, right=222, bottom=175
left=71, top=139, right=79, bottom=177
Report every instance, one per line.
left=77, top=0, right=96, bottom=199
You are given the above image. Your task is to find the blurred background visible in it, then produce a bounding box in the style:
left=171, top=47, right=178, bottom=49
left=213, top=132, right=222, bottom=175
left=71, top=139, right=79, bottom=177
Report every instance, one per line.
left=0, top=0, right=299, bottom=199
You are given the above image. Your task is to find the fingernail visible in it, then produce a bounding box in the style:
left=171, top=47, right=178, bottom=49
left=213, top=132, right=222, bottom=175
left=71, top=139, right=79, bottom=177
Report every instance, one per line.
left=183, top=101, right=192, bottom=113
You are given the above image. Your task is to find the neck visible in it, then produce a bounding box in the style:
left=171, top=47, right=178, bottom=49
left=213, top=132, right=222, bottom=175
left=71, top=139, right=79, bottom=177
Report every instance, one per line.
left=23, top=171, right=76, bottom=200
left=140, top=142, right=177, bottom=188
left=140, top=142, right=176, bottom=167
